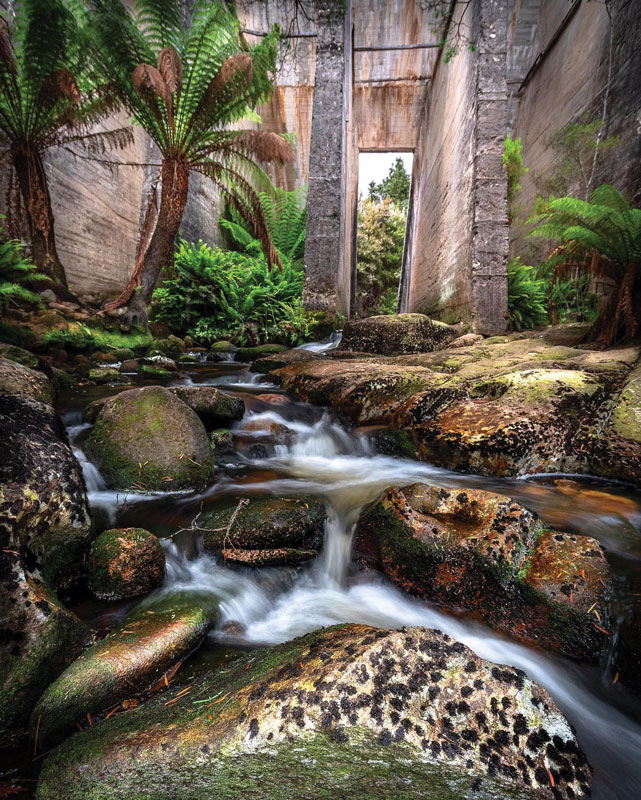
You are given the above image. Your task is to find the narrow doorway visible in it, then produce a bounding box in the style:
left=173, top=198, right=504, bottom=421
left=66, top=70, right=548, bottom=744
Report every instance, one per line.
left=353, top=151, right=414, bottom=318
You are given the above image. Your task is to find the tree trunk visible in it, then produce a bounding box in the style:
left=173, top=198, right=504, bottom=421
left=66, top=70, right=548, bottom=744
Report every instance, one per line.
left=11, top=143, right=70, bottom=294
left=589, top=261, right=640, bottom=346
left=140, top=156, right=190, bottom=304
left=110, top=155, right=190, bottom=327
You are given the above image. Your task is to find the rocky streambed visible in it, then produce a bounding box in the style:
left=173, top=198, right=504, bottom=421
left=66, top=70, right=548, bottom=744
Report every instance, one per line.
left=2, top=316, right=641, bottom=799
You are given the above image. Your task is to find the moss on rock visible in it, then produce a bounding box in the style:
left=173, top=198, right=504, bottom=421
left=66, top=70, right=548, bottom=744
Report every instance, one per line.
left=85, top=386, right=213, bottom=491
left=87, top=528, right=166, bottom=601
left=169, top=386, right=245, bottom=428
left=36, top=624, right=591, bottom=800
left=338, top=314, right=455, bottom=355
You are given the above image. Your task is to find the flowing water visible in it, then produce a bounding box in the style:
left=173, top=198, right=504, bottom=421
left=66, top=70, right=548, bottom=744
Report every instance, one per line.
left=55, top=357, right=641, bottom=799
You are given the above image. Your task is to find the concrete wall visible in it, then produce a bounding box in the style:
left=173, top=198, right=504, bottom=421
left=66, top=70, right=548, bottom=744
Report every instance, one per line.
left=510, top=0, right=641, bottom=261
left=406, top=0, right=509, bottom=333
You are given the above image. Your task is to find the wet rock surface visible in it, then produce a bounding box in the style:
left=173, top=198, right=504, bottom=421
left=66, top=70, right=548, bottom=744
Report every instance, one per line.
left=87, top=528, right=166, bottom=601
left=31, top=594, right=215, bottom=749
left=168, top=385, right=245, bottom=428
left=338, top=313, right=456, bottom=355
left=0, top=355, right=53, bottom=403
left=201, top=496, right=326, bottom=565
left=85, top=386, right=213, bottom=491
left=270, top=334, right=641, bottom=486
left=356, top=484, right=610, bottom=661
left=0, top=367, right=92, bottom=744
left=37, top=624, right=591, bottom=800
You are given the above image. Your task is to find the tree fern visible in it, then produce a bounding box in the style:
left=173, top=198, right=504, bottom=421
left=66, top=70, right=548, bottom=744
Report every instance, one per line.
left=528, top=185, right=641, bottom=344
left=87, top=0, right=294, bottom=319
left=0, top=223, right=48, bottom=311
left=0, top=0, right=132, bottom=293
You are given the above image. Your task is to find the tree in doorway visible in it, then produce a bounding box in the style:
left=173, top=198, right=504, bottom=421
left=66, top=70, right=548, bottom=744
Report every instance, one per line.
left=367, top=157, right=411, bottom=212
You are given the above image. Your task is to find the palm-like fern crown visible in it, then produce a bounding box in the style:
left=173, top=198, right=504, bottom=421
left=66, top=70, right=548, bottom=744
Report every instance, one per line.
left=88, top=0, right=285, bottom=162
left=0, top=0, right=124, bottom=151
left=528, top=185, right=641, bottom=273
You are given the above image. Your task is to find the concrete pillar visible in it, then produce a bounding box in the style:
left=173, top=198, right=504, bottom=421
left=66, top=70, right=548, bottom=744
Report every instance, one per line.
left=302, top=4, right=347, bottom=313
left=471, top=0, right=510, bottom=333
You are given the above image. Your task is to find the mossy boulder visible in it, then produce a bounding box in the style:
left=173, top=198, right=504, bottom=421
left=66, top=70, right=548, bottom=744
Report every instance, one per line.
left=87, top=528, right=166, bottom=601
left=36, top=624, right=591, bottom=800
left=251, top=347, right=322, bottom=373
left=356, top=484, right=610, bottom=661
left=31, top=594, right=215, bottom=749
left=85, top=386, right=212, bottom=491
left=235, top=343, right=288, bottom=362
left=146, top=336, right=182, bottom=359
left=168, top=386, right=245, bottom=428
left=201, top=496, right=326, bottom=565
left=0, top=342, right=39, bottom=368
left=0, top=355, right=53, bottom=403
left=139, top=364, right=173, bottom=379
left=87, top=367, right=132, bottom=385
left=338, top=314, right=455, bottom=355
left=0, top=387, right=92, bottom=744
left=366, top=426, right=417, bottom=459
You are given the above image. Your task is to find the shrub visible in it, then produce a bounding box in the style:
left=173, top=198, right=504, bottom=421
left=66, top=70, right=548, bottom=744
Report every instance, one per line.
left=503, top=134, right=528, bottom=223
left=153, top=240, right=307, bottom=346
left=528, top=184, right=641, bottom=344
left=0, top=229, right=49, bottom=312
left=507, top=258, right=548, bottom=331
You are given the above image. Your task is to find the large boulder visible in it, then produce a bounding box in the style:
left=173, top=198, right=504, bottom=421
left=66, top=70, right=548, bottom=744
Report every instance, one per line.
left=0, top=361, right=93, bottom=745
left=356, top=484, right=611, bottom=661
left=31, top=594, right=215, bottom=749
left=85, top=386, right=213, bottom=491
left=36, top=624, right=591, bottom=800
left=338, top=314, right=455, bottom=355
left=87, top=528, right=166, bottom=600
left=201, top=496, right=326, bottom=567
left=168, top=386, right=245, bottom=428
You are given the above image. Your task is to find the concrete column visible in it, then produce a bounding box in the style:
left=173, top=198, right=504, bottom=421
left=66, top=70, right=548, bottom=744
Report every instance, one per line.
left=302, top=3, right=347, bottom=312
left=471, top=0, right=509, bottom=333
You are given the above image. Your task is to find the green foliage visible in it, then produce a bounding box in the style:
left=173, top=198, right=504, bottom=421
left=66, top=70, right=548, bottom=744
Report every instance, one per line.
left=356, top=197, right=406, bottom=317
left=507, top=258, right=548, bottom=331
left=0, top=0, right=129, bottom=171
left=86, top=0, right=289, bottom=265
left=0, top=228, right=48, bottom=311
left=221, top=186, right=307, bottom=264
left=153, top=239, right=307, bottom=346
left=528, top=185, right=641, bottom=273
left=43, top=324, right=152, bottom=353
left=368, top=158, right=411, bottom=211
left=545, top=115, right=621, bottom=198
left=502, top=134, right=528, bottom=222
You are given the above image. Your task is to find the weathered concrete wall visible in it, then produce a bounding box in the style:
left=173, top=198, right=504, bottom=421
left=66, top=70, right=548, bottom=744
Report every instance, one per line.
left=301, top=4, right=346, bottom=312
left=406, top=0, right=509, bottom=333
left=510, top=0, right=641, bottom=261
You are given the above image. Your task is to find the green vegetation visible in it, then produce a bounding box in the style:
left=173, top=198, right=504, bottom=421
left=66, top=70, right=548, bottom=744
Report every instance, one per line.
left=87, top=0, right=292, bottom=319
left=503, top=134, right=528, bottom=224
left=153, top=239, right=306, bottom=347
left=529, top=184, right=641, bottom=344
left=0, top=0, right=127, bottom=293
left=43, top=323, right=152, bottom=354
left=0, top=226, right=49, bottom=312
left=507, top=258, right=548, bottom=331
left=356, top=197, right=406, bottom=317
left=367, top=157, right=411, bottom=212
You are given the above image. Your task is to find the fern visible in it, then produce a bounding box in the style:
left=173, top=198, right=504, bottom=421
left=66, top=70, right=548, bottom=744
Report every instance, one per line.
left=507, top=258, right=548, bottom=331
left=152, top=238, right=306, bottom=346
left=527, top=185, right=641, bottom=343
left=0, top=225, right=47, bottom=311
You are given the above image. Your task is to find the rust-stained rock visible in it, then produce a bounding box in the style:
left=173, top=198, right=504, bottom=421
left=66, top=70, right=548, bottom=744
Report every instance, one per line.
left=87, top=528, right=166, bottom=601
left=522, top=531, right=610, bottom=614
left=30, top=594, right=215, bottom=749
left=36, top=624, right=592, bottom=800
left=251, top=347, right=322, bottom=373
left=356, top=484, right=610, bottom=661
left=338, top=313, right=455, bottom=355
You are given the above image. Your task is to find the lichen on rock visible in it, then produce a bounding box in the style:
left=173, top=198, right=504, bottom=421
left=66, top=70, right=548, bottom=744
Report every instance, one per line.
left=87, top=528, right=166, bottom=600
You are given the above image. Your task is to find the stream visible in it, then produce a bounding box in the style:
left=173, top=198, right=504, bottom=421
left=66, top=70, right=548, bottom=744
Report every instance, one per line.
left=56, top=351, right=641, bottom=799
